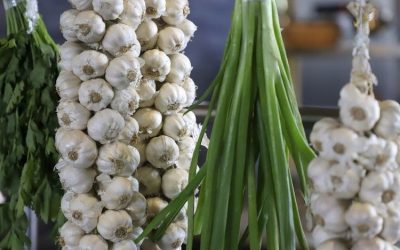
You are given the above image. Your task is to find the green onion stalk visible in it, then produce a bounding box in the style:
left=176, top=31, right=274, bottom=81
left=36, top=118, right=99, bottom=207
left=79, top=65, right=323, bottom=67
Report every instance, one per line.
left=0, top=0, right=62, bottom=249
left=136, top=0, right=316, bottom=249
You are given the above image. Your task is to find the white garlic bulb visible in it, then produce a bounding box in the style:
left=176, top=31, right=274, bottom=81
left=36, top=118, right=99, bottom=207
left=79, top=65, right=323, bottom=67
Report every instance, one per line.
left=111, top=240, right=138, bottom=250
left=166, top=53, right=192, bottom=83
left=72, top=50, right=109, bottom=81
left=56, top=71, right=81, bottom=101
left=111, top=86, right=141, bottom=118
left=59, top=41, right=86, bottom=71
left=60, top=9, right=79, bottom=42
left=162, top=0, right=189, bottom=25
left=321, top=127, right=361, bottom=163
left=309, top=118, right=341, bottom=153
left=375, top=100, right=400, bottom=140
left=325, top=162, right=362, bottom=199
left=55, top=129, right=98, bottom=168
left=352, top=237, right=389, bottom=250
left=175, top=19, right=197, bottom=43
left=315, top=240, right=348, bottom=250
left=57, top=101, right=90, bottom=130
left=359, top=171, right=400, bottom=206
left=182, top=77, right=196, bottom=106
left=176, top=136, right=196, bottom=170
left=74, top=11, right=106, bottom=43
left=133, top=140, right=147, bottom=167
left=157, top=27, right=186, bottom=55
left=97, top=142, right=140, bottom=176
left=133, top=108, right=163, bottom=140
left=135, top=165, right=162, bottom=196
left=345, top=202, right=383, bottom=239
left=155, top=83, right=187, bottom=114
left=307, top=157, right=334, bottom=193
left=141, top=49, right=171, bottom=81
left=137, top=20, right=158, bottom=52
left=68, top=0, right=92, bottom=10
left=162, top=168, right=188, bottom=199
left=311, top=226, right=348, bottom=247
left=79, top=235, right=108, bottom=250
left=58, top=221, right=85, bottom=247
left=141, top=239, right=161, bottom=250
left=147, top=197, right=168, bottom=219
left=93, top=0, right=124, bottom=20
left=61, top=192, right=103, bottom=233
left=102, top=23, right=141, bottom=57
left=163, top=113, right=190, bottom=141
left=56, top=160, right=96, bottom=193
left=87, top=109, right=125, bottom=144
left=157, top=223, right=186, bottom=250
left=145, top=0, right=166, bottom=19
left=135, top=79, right=157, bottom=108
left=381, top=212, right=400, bottom=243
left=118, top=117, right=140, bottom=145
left=97, top=210, right=134, bottom=242
left=358, top=135, right=398, bottom=171
left=120, top=0, right=146, bottom=30
left=339, top=84, right=380, bottom=132
left=146, top=135, right=179, bottom=169
left=97, top=174, right=138, bottom=209
left=79, top=78, right=114, bottom=111
left=106, top=52, right=143, bottom=90
left=126, top=191, right=147, bottom=225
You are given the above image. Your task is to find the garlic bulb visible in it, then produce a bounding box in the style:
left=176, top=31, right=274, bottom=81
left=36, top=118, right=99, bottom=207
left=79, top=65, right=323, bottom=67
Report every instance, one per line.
left=375, top=100, right=400, bottom=140
left=176, top=136, right=195, bottom=170
left=162, top=168, right=188, bottom=199
left=97, top=174, right=138, bottom=209
left=157, top=27, right=186, bottom=55
left=145, top=0, right=166, bottom=19
left=157, top=223, right=186, bottom=250
left=163, top=113, right=190, bottom=141
left=79, top=235, right=108, bottom=250
left=57, top=101, right=90, bottom=130
left=166, top=53, right=192, bottom=83
left=93, top=0, right=124, bottom=20
left=60, top=9, right=79, bottom=42
left=162, top=0, right=189, bottom=25
left=141, top=239, right=161, bottom=250
left=345, top=202, right=383, bottom=239
left=310, top=118, right=341, bottom=153
left=56, top=71, right=81, bottom=101
left=59, top=41, right=85, bottom=71
left=55, top=129, right=98, bottom=168
left=182, top=77, right=196, bottom=106
left=135, top=79, right=157, bottom=107
left=155, top=83, right=187, bottom=114
left=135, top=165, right=161, bottom=196
left=339, top=84, right=380, bottom=132
left=68, top=0, right=92, bottom=10
left=381, top=212, right=400, bottom=243
left=133, top=108, right=163, bottom=140
left=87, top=109, right=125, bottom=144
left=79, top=78, right=114, bottom=111
left=56, top=160, right=96, bottom=193
left=137, top=20, right=158, bottom=52
left=118, top=117, right=140, bottom=145
left=61, top=192, right=103, bottom=233
left=97, top=142, right=140, bottom=176
left=59, top=221, right=85, bottom=247
left=359, top=171, right=400, bottom=206
left=175, top=19, right=197, bottom=43
left=111, top=240, right=138, bottom=250
left=352, top=237, right=389, bottom=250
left=133, top=140, right=147, bottom=166
left=147, top=197, right=168, bottom=219
left=307, top=157, right=334, bottom=193
left=74, top=11, right=106, bottom=43
left=315, top=240, right=348, bottom=250
left=358, top=135, right=398, bottom=171
left=321, top=127, right=361, bottom=163
left=111, top=86, right=141, bottom=118
left=126, top=191, right=147, bottom=225
left=311, top=226, right=348, bottom=247
left=106, top=52, right=143, bottom=90
left=120, top=0, right=146, bottom=30
left=102, top=23, right=141, bottom=57
left=72, top=50, right=109, bottom=81
left=97, top=210, right=134, bottom=242
left=146, top=135, right=179, bottom=169
left=141, top=49, right=171, bottom=81
left=326, top=162, right=361, bottom=199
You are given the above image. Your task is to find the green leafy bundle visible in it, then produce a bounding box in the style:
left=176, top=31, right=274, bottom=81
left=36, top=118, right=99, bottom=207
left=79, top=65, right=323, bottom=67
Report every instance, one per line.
left=0, top=1, right=62, bottom=249
left=137, top=0, right=316, bottom=249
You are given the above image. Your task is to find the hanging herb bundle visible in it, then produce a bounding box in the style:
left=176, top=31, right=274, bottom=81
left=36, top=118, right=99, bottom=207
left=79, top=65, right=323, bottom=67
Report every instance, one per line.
left=0, top=0, right=62, bottom=249
left=137, top=0, right=315, bottom=249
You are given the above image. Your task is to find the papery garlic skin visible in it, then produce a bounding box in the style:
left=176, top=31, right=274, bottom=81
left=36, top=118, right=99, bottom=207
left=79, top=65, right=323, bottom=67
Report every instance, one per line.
left=326, top=162, right=362, bottom=199
left=352, top=237, right=389, bottom=250
left=126, top=191, right=147, bottom=225
left=311, top=226, right=348, bottom=247
left=157, top=27, right=186, bottom=55
left=136, top=79, right=157, bottom=107
left=57, top=101, right=90, bottom=130
left=162, top=0, right=189, bottom=25
left=381, top=212, right=400, bottom=243
left=321, top=127, right=361, bottom=163
left=59, top=41, right=86, bottom=71
left=167, top=53, right=192, bottom=83
left=93, top=0, right=124, bottom=20
left=55, top=129, right=98, bottom=169
left=120, top=0, right=146, bottom=30
left=74, top=11, right=106, bottom=43
left=87, top=109, right=125, bottom=144
left=316, top=240, right=348, bottom=250
left=79, top=235, right=108, bottom=250
left=182, top=77, right=196, bottom=106
left=97, top=174, right=138, bottom=209
left=345, top=202, right=383, bottom=239
left=102, top=23, right=141, bottom=57
left=60, top=10, right=79, bottom=42
left=162, top=168, right=188, bottom=199
left=118, top=117, right=140, bottom=145
left=97, top=210, right=134, bottom=243
left=307, top=157, right=334, bottom=193
left=133, top=108, right=163, bottom=140
left=56, top=71, right=81, bottom=101
left=147, top=197, right=168, bottom=219
left=358, top=135, right=398, bottom=171
left=375, top=100, right=400, bottom=140
left=133, top=140, right=147, bottom=167
left=155, top=83, right=187, bottom=114
left=157, top=223, right=186, bottom=250
left=97, top=142, right=140, bottom=176
left=111, top=86, right=141, bottom=118
left=56, top=160, right=96, bottom=193
left=146, top=135, right=179, bottom=169
left=175, top=19, right=197, bottom=43
left=145, top=0, right=166, bottom=19
left=142, top=49, right=171, bottom=81
left=137, top=20, right=158, bottom=52
left=135, top=165, right=162, bottom=196
left=106, top=52, right=143, bottom=90
left=79, top=78, right=114, bottom=111
left=72, top=50, right=109, bottom=81
left=111, top=240, right=138, bottom=250
left=59, top=221, right=85, bottom=247
left=68, top=0, right=92, bottom=10
left=176, top=136, right=195, bottom=170
left=359, top=171, right=400, bottom=206
left=310, top=118, right=341, bottom=153
left=163, top=113, right=190, bottom=141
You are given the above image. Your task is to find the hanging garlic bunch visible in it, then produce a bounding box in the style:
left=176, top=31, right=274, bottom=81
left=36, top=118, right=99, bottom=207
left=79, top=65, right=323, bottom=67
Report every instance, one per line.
left=56, top=0, right=199, bottom=248
left=308, top=1, right=400, bottom=249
